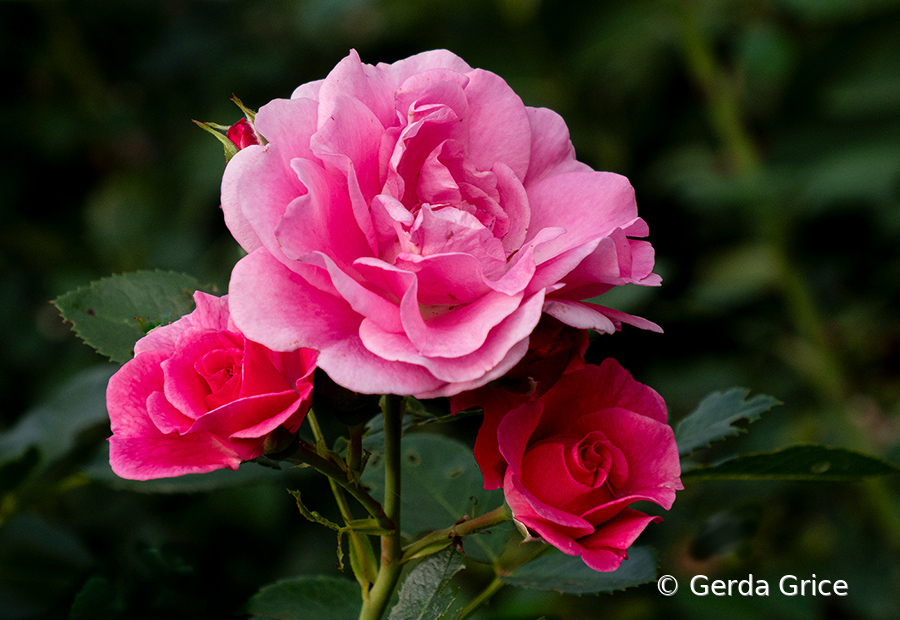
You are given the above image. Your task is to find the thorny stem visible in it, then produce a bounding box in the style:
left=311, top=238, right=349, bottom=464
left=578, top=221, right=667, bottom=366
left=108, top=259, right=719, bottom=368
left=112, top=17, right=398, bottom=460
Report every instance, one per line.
left=358, top=394, right=404, bottom=620
left=400, top=504, right=513, bottom=563
left=301, top=410, right=378, bottom=597
left=286, top=437, right=392, bottom=532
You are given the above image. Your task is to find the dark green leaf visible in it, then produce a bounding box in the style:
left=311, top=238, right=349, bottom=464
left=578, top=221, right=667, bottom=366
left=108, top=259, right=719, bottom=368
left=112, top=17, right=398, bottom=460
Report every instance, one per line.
left=388, top=548, right=464, bottom=620
left=683, top=445, right=900, bottom=481
left=675, top=388, right=781, bottom=456
left=0, top=365, right=115, bottom=475
left=501, top=546, right=657, bottom=594
left=361, top=433, right=505, bottom=559
left=54, top=270, right=213, bottom=363
left=69, top=575, right=123, bottom=620
left=245, top=576, right=360, bottom=620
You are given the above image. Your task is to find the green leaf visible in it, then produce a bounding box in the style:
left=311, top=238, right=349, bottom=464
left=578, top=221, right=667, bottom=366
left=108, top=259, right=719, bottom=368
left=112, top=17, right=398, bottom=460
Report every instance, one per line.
left=245, top=576, right=360, bottom=620
left=361, top=433, right=506, bottom=561
left=388, top=548, right=464, bottom=620
left=675, top=388, right=781, bottom=456
left=0, top=365, right=115, bottom=476
left=683, top=445, right=900, bottom=481
left=54, top=270, right=213, bottom=364
left=501, top=546, right=657, bottom=594
left=69, top=575, right=123, bottom=620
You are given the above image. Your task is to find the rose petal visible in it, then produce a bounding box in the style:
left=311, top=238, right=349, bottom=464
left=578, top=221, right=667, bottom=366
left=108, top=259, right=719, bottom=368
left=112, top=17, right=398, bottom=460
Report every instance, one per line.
left=522, top=106, right=592, bottom=188
left=464, top=69, right=532, bottom=180
left=188, top=390, right=303, bottom=439
left=526, top=171, right=640, bottom=263
left=578, top=508, right=662, bottom=572
left=109, top=431, right=246, bottom=481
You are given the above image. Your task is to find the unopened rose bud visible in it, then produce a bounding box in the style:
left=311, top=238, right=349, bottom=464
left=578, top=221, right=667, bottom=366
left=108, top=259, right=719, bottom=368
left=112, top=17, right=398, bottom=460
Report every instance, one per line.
left=226, top=118, right=259, bottom=150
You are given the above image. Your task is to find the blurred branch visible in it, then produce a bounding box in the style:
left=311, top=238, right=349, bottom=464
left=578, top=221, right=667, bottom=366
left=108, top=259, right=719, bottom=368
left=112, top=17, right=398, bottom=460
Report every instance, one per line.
left=671, top=0, right=900, bottom=551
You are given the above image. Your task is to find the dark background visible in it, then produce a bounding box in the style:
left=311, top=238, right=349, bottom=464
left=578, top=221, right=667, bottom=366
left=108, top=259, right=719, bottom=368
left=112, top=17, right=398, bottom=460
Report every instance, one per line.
left=2, top=1, right=899, bottom=618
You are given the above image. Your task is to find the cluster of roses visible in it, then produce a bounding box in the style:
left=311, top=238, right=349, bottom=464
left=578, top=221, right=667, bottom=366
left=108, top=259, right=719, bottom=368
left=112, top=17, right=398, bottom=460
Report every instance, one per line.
left=107, top=50, right=682, bottom=572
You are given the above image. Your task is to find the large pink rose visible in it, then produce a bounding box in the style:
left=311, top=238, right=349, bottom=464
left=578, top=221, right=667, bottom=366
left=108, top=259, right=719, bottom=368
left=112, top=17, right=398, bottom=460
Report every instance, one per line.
left=222, top=49, right=659, bottom=398
left=107, top=292, right=317, bottom=480
left=472, top=359, right=682, bottom=571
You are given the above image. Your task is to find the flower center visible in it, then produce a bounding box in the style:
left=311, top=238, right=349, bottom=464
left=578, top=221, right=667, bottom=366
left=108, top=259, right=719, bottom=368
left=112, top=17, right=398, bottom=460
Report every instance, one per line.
left=194, top=346, right=244, bottom=410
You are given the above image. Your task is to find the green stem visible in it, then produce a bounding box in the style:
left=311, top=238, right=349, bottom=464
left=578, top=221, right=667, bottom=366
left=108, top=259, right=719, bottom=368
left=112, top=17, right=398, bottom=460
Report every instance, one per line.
left=330, top=478, right=379, bottom=598
left=458, top=576, right=504, bottom=620
left=286, top=439, right=392, bottom=532
left=347, top=422, right=364, bottom=474
left=401, top=504, right=512, bottom=563
left=359, top=394, right=405, bottom=620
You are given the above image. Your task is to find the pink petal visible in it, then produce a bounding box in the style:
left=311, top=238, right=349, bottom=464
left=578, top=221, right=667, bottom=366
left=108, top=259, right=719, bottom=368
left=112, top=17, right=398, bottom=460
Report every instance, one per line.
left=494, top=161, right=530, bottom=252
left=160, top=330, right=226, bottom=418
left=310, top=94, right=384, bottom=252
left=277, top=158, right=374, bottom=268
left=504, top=466, right=595, bottom=540
left=392, top=252, right=493, bottom=306
left=579, top=508, right=662, bottom=572
left=522, top=106, right=592, bottom=188
left=134, top=292, right=228, bottom=357
left=145, top=391, right=194, bottom=435
left=360, top=290, right=543, bottom=383
left=188, top=390, right=303, bottom=439
left=221, top=145, right=265, bottom=253
left=107, top=351, right=167, bottom=437
left=464, top=69, right=532, bottom=180
left=414, top=336, right=530, bottom=399
left=228, top=248, right=362, bottom=353
left=377, top=49, right=473, bottom=87
left=399, top=278, right=524, bottom=359
left=542, top=299, right=662, bottom=334
left=253, top=97, right=319, bottom=162
left=239, top=339, right=296, bottom=397
left=316, top=331, right=446, bottom=396
left=109, top=431, right=245, bottom=481
left=462, top=387, right=531, bottom=489
left=222, top=142, right=306, bottom=260
left=520, top=440, right=594, bottom=508
left=316, top=49, right=396, bottom=131
left=538, top=359, right=668, bottom=427
left=526, top=171, right=640, bottom=263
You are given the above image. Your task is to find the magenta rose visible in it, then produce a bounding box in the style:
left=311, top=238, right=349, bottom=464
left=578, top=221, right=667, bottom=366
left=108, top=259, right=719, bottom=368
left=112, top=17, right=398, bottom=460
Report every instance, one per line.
left=472, top=359, right=682, bottom=571
left=107, top=292, right=317, bottom=480
left=222, top=49, right=660, bottom=398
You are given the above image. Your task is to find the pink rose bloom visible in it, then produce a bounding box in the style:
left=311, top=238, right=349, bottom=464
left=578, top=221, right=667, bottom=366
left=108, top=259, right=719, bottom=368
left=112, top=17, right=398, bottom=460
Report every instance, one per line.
left=222, top=49, right=659, bottom=398
left=472, top=359, right=682, bottom=571
left=107, top=292, right=317, bottom=480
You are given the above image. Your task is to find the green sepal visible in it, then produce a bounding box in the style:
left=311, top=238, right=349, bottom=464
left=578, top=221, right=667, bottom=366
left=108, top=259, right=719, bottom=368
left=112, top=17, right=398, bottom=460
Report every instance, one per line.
left=231, top=95, right=257, bottom=125
left=193, top=119, right=239, bottom=161
left=288, top=489, right=342, bottom=531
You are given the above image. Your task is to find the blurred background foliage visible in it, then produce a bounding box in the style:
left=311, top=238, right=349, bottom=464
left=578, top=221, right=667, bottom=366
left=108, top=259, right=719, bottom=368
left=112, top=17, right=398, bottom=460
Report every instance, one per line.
left=2, top=0, right=900, bottom=618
